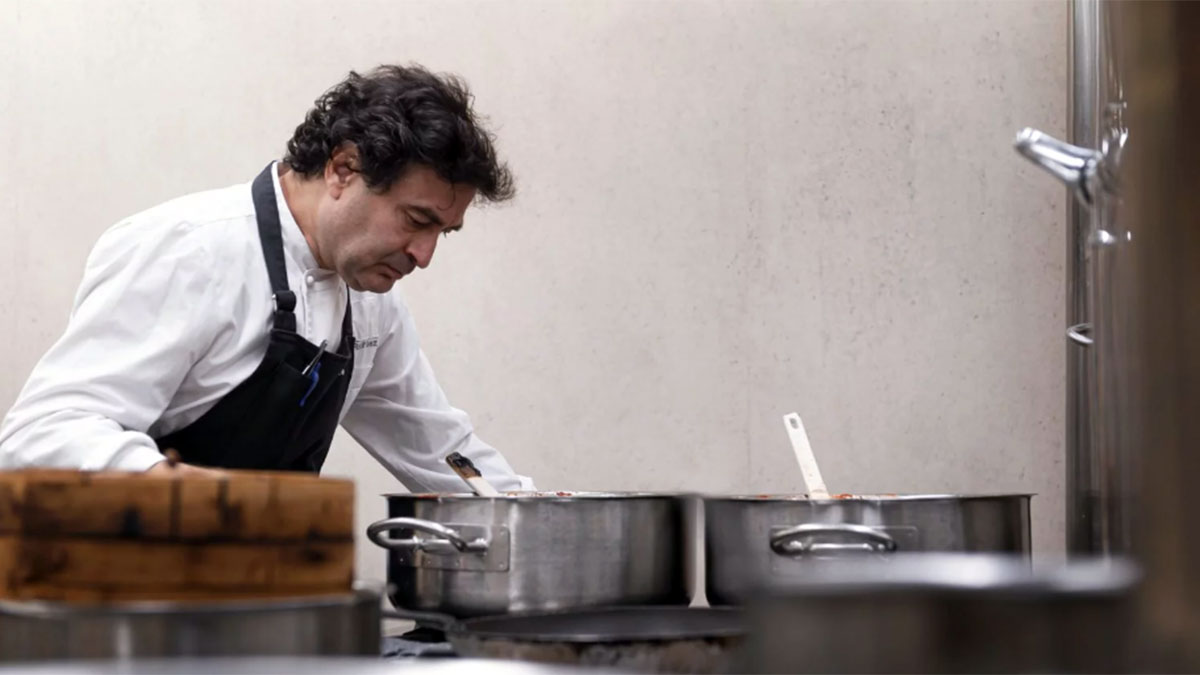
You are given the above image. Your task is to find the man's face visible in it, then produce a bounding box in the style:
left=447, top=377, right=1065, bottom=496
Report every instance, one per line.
left=315, top=162, right=476, bottom=293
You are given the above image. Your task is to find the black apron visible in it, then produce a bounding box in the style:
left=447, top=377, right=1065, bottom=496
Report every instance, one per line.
left=155, top=164, right=354, bottom=472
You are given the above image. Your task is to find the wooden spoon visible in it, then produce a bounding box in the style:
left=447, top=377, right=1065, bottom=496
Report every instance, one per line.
left=445, top=452, right=502, bottom=497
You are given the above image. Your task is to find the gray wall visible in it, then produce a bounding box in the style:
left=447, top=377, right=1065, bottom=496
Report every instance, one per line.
left=0, top=0, right=1067, bottom=589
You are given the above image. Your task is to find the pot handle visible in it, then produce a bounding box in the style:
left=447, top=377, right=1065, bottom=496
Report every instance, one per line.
left=367, top=516, right=490, bottom=554
left=770, top=523, right=898, bottom=556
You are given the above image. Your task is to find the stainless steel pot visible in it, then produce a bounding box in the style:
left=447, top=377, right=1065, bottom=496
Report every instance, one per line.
left=737, top=553, right=1138, bottom=674
left=703, top=494, right=1032, bottom=605
left=0, top=584, right=382, bottom=660
left=368, top=492, right=689, bottom=617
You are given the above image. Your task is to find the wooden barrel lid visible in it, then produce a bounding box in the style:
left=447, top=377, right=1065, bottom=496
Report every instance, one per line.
left=0, top=469, right=356, bottom=603
left=0, top=469, right=353, bottom=540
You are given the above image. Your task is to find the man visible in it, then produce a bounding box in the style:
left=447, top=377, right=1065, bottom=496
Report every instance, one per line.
left=0, top=64, right=532, bottom=491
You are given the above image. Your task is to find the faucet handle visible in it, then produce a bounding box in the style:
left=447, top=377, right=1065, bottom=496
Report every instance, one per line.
left=1013, top=128, right=1105, bottom=206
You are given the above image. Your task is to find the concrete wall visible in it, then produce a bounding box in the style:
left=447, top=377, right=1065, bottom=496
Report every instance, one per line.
left=0, top=0, right=1068, bottom=590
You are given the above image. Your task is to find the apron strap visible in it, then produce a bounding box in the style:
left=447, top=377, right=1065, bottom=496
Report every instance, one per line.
left=251, top=163, right=298, bottom=333
left=341, top=288, right=354, bottom=352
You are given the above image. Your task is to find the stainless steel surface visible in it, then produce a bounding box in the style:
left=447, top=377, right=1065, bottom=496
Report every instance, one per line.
left=1066, top=322, right=1093, bottom=346
left=373, top=492, right=689, bottom=617
left=369, top=517, right=506, bottom=570
left=448, top=607, right=743, bottom=675
left=1015, top=0, right=1131, bottom=556
left=369, top=516, right=489, bottom=553
left=1065, top=0, right=1100, bottom=559
left=1013, top=112, right=1131, bottom=557
left=703, top=494, right=1031, bottom=605
left=1013, top=128, right=1107, bottom=203
left=0, top=658, right=608, bottom=674
left=1085, top=0, right=1133, bottom=555
left=1113, top=2, right=1200, bottom=669
left=769, top=523, right=897, bottom=555
left=738, top=553, right=1138, bottom=674
left=0, top=585, right=382, bottom=661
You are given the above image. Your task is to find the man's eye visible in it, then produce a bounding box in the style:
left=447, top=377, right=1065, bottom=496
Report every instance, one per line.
left=406, top=212, right=434, bottom=229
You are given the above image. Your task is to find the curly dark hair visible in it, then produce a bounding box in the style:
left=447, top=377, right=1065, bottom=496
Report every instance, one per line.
left=284, top=64, right=515, bottom=202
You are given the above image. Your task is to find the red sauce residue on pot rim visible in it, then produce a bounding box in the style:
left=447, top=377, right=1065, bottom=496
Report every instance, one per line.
left=404, top=490, right=581, bottom=498
left=504, top=491, right=577, bottom=497
left=750, top=492, right=901, bottom=499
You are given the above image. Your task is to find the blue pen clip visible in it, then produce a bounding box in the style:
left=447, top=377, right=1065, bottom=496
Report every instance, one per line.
left=299, top=361, right=321, bottom=407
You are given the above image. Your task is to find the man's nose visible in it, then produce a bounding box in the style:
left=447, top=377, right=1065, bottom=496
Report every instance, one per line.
left=408, top=231, right=438, bottom=269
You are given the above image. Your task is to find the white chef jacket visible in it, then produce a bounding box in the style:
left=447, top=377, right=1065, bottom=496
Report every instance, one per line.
left=0, top=163, right=533, bottom=492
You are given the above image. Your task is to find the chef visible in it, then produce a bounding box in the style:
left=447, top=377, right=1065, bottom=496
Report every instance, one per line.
left=0, top=64, right=533, bottom=491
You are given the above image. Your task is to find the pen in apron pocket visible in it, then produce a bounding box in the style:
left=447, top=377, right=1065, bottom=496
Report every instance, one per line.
left=299, top=340, right=328, bottom=407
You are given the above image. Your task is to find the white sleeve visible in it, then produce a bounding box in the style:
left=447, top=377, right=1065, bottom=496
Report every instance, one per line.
left=0, top=221, right=222, bottom=471
left=340, top=301, right=535, bottom=493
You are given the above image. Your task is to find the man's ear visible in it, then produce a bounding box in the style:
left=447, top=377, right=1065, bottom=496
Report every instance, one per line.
left=325, top=142, right=360, bottom=197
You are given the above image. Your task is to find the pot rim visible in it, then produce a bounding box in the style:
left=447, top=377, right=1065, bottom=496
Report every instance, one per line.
left=0, top=581, right=383, bottom=618
left=751, top=553, right=1139, bottom=597
left=702, top=492, right=1035, bottom=503
left=382, top=491, right=691, bottom=501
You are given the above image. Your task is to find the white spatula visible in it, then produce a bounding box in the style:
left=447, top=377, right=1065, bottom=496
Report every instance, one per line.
left=782, top=412, right=829, bottom=499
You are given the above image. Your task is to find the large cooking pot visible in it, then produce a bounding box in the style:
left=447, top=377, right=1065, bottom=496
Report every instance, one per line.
left=737, top=553, right=1137, bottom=673
left=703, top=493, right=1032, bottom=605
left=367, top=492, right=690, bottom=617
left=0, top=583, right=382, bottom=660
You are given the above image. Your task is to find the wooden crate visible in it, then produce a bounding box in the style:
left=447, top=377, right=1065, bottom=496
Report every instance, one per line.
left=0, top=469, right=355, bottom=603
